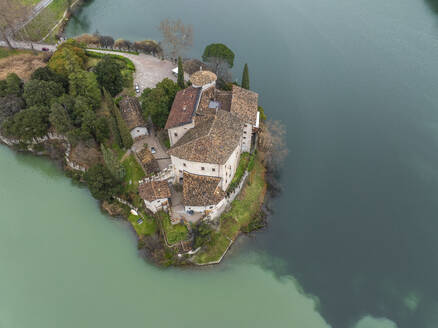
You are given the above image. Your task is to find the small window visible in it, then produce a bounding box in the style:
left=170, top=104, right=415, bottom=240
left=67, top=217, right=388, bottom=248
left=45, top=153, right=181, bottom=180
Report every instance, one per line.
left=183, top=163, right=186, bottom=167
left=212, top=168, right=216, bottom=172
left=201, top=167, right=205, bottom=170
left=243, top=136, right=246, bottom=139
left=243, top=131, right=247, bottom=134
left=174, top=132, right=178, bottom=137
left=209, top=206, right=213, bottom=209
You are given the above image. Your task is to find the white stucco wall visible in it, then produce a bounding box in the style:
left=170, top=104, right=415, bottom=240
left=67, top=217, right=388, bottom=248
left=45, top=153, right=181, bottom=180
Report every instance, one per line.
left=171, top=142, right=240, bottom=191
left=144, top=198, right=169, bottom=213
left=130, top=127, right=148, bottom=139
left=185, top=197, right=227, bottom=214
left=168, top=121, right=194, bottom=146
left=241, top=123, right=253, bottom=153
left=219, top=143, right=241, bottom=190
left=171, top=155, right=220, bottom=181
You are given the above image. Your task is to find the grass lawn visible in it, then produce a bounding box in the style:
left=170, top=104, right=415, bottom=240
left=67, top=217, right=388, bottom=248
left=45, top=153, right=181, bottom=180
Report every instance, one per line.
left=122, top=154, right=146, bottom=192
left=0, top=47, right=34, bottom=59
left=193, top=157, right=266, bottom=264
left=19, top=0, right=40, bottom=5
left=15, top=0, right=69, bottom=42
left=127, top=213, right=157, bottom=237
left=158, top=212, right=189, bottom=245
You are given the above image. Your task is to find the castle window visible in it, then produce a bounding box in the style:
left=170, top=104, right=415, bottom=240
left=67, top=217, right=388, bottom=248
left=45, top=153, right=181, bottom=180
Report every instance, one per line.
left=201, top=167, right=205, bottom=170
left=174, top=132, right=178, bottom=137
left=183, top=163, right=186, bottom=167
left=212, top=168, right=215, bottom=172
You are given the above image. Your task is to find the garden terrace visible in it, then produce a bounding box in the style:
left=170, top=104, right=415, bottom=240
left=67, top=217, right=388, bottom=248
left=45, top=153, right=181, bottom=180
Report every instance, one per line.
left=192, top=157, right=266, bottom=265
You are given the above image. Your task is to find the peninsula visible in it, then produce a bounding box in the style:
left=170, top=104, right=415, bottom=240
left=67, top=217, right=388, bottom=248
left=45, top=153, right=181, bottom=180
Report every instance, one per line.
left=0, top=38, right=271, bottom=266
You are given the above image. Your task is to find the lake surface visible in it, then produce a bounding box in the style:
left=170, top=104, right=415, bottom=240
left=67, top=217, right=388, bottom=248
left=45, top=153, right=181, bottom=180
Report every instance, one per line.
left=3, top=0, right=438, bottom=327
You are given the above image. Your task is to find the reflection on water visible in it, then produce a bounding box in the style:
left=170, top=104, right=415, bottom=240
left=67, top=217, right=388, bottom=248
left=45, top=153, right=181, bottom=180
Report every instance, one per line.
left=62, top=0, right=438, bottom=327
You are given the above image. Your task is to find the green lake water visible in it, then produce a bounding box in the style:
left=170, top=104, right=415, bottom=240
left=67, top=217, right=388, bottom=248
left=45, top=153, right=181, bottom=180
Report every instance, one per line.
left=3, top=0, right=438, bottom=327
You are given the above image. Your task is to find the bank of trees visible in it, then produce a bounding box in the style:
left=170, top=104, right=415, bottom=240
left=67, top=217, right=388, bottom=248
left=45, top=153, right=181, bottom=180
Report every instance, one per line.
left=140, top=78, right=179, bottom=129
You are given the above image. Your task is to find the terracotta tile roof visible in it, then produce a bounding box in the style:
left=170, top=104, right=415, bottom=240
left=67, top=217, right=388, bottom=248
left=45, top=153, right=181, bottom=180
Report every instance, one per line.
left=165, top=87, right=200, bottom=129
left=119, top=96, right=145, bottom=131
left=230, top=85, right=259, bottom=125
left=139, top=180, right=171, bottom=202
left=183, top=172, right=225, bottom=206
left=197, top=88, right=232, bottom=115
left=190, top=70, right=217, bottom=87
left=168, top=110, right=243, bottom=164
left=136, top=148, right=159, bottom=175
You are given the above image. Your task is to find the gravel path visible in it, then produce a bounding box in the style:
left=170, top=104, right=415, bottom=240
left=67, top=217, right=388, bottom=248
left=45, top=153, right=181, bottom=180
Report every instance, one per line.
left=86, top=49, right=177, bottom=92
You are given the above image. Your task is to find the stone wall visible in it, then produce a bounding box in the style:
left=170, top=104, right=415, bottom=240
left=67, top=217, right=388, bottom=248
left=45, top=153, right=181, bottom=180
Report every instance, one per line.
left=0, top=132, right=86, bottom=172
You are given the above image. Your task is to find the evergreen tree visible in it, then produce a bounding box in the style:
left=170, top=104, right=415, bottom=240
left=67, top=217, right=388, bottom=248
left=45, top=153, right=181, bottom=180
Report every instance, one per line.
left=241, top=63, right=250, bottom=90
left=23, top=79, right=64, bottom=107
left=84, top=164, right=121, bottom=201
left=95, top=55, right=123, bottom=96
left=103, top=88, right=133, bottom=149
left=49, top=103, right=73, bottom=134
left=177, top=56, right=184, bottom=89
left=101, top=144, right=125, bottom=180
left=69, top=71, right=101, bottom=110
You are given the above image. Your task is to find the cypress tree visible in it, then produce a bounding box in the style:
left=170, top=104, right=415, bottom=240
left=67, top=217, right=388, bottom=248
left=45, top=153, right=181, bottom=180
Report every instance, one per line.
left=177, top=56, right=184, bottom=89
left=103, top=88, right=133, bottom=149
left=101, top=144, right=125, bottom=180
left=241, top=63, right=250, bottom=90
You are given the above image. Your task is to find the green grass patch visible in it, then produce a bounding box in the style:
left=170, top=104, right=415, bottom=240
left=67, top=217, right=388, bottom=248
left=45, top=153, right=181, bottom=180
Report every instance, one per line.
left=193, top=158, right=266, bottom=264
left=158, top=211, right=189, bottom=245
left=0, top=47, right=35, bottom=59
left=122, top=154, right=146, bottom=192
left=227, top=152, right=250, bottom=192
left=15, top=0, right=69, bottom=42
left=86, top=47, right=139, bottom=55
left=127, top=213, right=157, bottom=237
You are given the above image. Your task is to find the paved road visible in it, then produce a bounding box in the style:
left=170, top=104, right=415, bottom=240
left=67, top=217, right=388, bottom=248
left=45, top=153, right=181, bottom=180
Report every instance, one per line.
left=0, top=40, right=56, bottom=51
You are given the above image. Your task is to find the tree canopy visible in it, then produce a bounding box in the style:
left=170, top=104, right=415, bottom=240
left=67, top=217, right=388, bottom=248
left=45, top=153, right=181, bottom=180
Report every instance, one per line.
left=31, top=66, right=69, bottom=92
left=0, top=73, right=23, bottom=97
left=69, top=71, right=101, bottom=110
left=48, top=40, right=87, bottom=77
left=159, top=19, right=193, bottom=58
left=202, top=43, right=235, bottom=68
left=84, top=164, right=121, bottom=201
left=140, top=78, right=179, bottom=129
left=2, top=105, right=50, bottom=141
left=94, top=56, right=124, bottom=97
left=241, top=63, right=250, bottom=90
left=23, top=80, right=64, bottom=107
left=177, top=56, right=184, bottom=89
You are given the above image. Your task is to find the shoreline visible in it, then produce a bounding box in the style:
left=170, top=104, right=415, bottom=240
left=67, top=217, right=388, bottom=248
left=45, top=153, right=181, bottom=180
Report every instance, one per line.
left=0, top=136, right=269, bottom=267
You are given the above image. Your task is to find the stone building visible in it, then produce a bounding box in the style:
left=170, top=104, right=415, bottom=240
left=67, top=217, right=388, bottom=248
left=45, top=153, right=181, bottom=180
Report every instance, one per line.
left=119, top=96, right=149, bottom=139
left=139, top=180, right=171, bottom=213
left=183, top=172, right=226, bottom=213
left=164, top=70, right=260, bottom=216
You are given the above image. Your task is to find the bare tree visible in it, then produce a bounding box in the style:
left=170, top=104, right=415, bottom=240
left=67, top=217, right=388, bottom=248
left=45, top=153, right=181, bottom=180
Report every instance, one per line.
left=258, top=120, right=288, bottom=170
left=0, top=0, right=30, bottom=48
left=158, top=18, right=193, bottom=58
